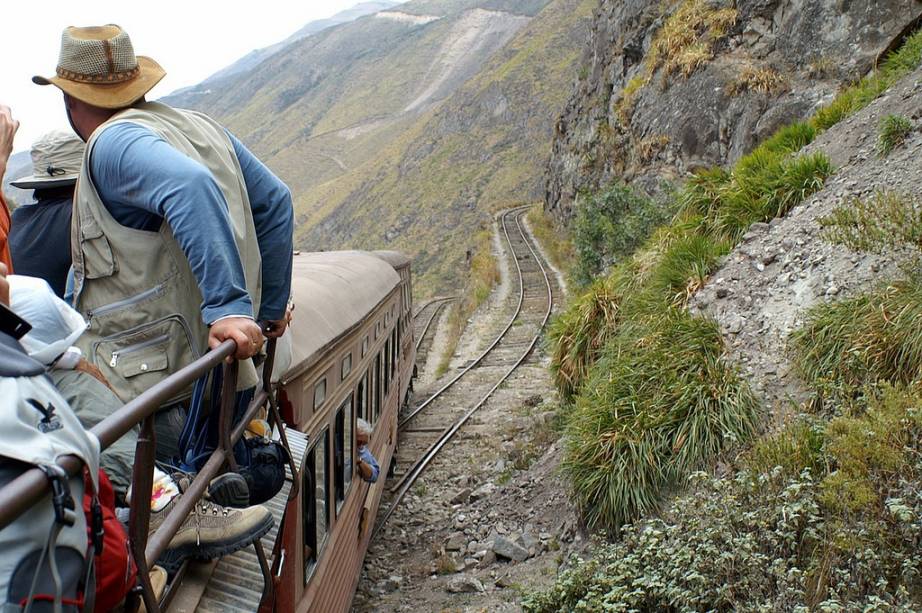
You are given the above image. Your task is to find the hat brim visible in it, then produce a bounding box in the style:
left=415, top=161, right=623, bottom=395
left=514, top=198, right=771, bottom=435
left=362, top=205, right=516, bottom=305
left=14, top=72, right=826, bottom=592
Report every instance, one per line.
left=32, top=56, right=165, bottom=109
left=10, top=174, right=78, bottom=189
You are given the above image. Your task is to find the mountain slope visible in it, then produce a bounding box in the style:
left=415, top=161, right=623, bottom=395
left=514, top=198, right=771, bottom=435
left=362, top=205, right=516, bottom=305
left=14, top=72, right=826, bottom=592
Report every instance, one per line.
left=299, top=0, right=595, bottom=290
left=164, top=0, right=591, bottom=294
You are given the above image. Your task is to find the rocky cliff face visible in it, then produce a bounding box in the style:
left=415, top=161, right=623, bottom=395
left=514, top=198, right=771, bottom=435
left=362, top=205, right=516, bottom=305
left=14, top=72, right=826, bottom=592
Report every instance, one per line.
left=544, top=0, right=922, bottom=222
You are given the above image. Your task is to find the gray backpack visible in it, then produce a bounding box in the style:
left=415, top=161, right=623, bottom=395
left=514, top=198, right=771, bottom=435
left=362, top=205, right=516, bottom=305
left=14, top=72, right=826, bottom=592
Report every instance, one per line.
left=0, top=330, right=100, bottom=613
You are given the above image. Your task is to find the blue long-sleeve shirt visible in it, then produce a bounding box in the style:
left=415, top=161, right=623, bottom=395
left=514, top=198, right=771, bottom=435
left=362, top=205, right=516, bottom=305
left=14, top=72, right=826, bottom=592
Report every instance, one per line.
left=89, top=122, right=293, bottom=324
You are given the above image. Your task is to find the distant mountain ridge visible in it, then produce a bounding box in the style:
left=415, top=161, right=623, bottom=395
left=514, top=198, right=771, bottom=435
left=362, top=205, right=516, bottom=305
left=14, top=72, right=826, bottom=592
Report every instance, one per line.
left=168, top=1, right=399, bottom=97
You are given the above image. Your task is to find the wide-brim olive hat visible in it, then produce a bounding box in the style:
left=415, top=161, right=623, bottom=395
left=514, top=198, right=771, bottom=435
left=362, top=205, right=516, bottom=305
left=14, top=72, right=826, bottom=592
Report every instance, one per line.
left=10, top=130, right=85, bottom=189
left=33, top=24, right=165, bottom=109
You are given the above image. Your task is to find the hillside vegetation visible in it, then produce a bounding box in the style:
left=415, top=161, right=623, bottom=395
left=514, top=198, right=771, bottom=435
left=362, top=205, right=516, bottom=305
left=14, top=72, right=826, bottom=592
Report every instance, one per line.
left=529, top=11, right=922, bottom=610
left=166, top=0, right=593, bottom=294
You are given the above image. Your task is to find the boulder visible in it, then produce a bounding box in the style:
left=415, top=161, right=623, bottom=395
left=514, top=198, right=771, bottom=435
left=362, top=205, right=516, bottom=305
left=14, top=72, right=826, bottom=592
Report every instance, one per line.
left=446, top=575, right=485, bottom=593
left=492, top=535, right=530, bottom=562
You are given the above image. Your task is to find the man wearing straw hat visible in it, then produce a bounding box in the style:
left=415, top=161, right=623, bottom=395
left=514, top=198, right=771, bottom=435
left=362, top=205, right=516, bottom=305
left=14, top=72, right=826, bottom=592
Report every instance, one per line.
left=9, top=130, right=85, bottom=297
left=32, top=24, right=293, bottom=406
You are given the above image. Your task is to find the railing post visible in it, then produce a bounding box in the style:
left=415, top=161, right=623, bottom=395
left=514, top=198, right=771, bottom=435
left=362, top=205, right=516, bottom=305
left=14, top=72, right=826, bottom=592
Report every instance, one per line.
left=128, top=414, right=160, bottom=613
left=220, top=360, right=240, bottom=472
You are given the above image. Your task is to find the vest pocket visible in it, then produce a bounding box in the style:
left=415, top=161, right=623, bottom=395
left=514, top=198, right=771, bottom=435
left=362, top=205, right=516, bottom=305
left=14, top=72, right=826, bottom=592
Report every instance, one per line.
left=80, top=216, right=117, bottom=279
left=92, top=315, right=199, bottom=403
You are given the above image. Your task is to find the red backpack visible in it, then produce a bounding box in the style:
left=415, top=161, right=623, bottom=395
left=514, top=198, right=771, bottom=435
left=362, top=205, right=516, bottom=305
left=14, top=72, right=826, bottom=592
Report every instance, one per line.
left=83, top=470, right=137, bottom=612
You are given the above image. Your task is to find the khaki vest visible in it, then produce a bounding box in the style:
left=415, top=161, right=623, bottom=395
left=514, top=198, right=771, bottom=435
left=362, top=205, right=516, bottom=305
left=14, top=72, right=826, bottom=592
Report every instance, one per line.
left=72, top=102, right=261, bottom=402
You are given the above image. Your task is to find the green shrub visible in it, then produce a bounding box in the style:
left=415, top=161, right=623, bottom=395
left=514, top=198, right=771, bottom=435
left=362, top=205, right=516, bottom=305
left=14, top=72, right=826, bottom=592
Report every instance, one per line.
left=525, top=388, right=922, bottom=612
left=572, top=183, right=672, bottom=286
left=746, top=416, right=826, bottom=478
left=820, top=190, right=922, bottom=255
left=878, top=114, right=913, bottom=156
left=791, top=277, right=922, bottom=398
left=563, top=309, right=759, bottom=531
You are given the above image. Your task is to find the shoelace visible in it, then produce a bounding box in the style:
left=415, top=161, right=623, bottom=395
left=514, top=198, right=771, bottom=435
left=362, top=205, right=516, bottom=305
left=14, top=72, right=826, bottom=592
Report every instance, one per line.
left=193, top=500, right=231, bottom=546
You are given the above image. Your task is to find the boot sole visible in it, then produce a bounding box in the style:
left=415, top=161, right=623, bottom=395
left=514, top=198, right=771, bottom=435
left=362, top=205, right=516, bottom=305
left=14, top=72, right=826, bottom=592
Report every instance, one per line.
left=157, top=512, right=273, bottom=575
left=208, top=472, right=251, bottom=508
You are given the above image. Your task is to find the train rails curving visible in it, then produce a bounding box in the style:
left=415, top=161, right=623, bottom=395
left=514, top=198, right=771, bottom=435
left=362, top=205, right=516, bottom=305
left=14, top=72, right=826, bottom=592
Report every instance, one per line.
left=374, top=207, right=554, bottom=537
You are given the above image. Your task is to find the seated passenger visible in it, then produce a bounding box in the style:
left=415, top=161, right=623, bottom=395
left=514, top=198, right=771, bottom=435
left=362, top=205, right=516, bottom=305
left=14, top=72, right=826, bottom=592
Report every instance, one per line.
left=356, top=418, right=380, bottom=483
left=8, top=130, right=83, bottom=297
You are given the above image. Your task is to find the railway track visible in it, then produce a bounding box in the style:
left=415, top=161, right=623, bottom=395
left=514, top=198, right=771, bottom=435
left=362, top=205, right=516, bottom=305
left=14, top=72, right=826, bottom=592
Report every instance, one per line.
left=373, top=207, right=554, bottom=537
left=412, top=296, right=454, bottom=368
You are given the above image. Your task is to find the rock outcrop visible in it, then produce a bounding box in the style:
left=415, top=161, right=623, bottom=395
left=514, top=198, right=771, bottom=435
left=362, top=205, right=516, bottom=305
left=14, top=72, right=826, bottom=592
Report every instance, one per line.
left=544, top=0, right=922, bottom=222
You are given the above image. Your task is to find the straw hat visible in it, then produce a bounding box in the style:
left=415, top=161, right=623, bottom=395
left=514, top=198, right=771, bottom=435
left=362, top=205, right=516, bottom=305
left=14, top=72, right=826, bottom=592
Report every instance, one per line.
left=33, top=25, right=165, bottom=109
left=10, top=130, right=85, bottom=189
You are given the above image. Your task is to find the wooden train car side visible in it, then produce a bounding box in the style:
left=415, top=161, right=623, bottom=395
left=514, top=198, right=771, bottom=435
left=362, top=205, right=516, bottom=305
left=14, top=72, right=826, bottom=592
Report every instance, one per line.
left=272, top=250, right=415, bottom=612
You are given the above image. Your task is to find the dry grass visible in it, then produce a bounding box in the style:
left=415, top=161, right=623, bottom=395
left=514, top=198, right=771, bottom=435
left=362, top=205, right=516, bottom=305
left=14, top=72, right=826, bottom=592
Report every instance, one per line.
left=636, top=134, right=671, bottom=162
left=728, top=65, right=788, bottom=96
left=526, top=203, right=575, bottom=274
left=647, top=0, right=738, bottom=80
left=434, top=227, right=500, bottom=378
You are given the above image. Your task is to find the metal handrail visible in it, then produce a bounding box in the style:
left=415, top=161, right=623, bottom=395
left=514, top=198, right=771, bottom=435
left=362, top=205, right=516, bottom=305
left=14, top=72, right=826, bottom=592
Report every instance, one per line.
left=0, top=338, right=283, bottom=613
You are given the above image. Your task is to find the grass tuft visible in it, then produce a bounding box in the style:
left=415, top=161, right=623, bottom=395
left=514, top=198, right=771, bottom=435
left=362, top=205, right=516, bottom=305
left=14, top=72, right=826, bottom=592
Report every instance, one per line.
left=791, top=277, right=922, bottom=398
left=647, top=0, right=738, bottom=80
left=728, top=64, right=787, bottom=96
left=877, top=114, right=913, bottom=156
left=563, top=309, right=759, bottom=532
left=820, top=190, right=922, bottom=255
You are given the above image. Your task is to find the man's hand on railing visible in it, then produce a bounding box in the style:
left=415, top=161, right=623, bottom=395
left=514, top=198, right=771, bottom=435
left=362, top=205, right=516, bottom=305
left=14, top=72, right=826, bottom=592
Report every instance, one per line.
left=261, top=301, right=294, bottom=339
left=209, top=316, right=264, bottom=361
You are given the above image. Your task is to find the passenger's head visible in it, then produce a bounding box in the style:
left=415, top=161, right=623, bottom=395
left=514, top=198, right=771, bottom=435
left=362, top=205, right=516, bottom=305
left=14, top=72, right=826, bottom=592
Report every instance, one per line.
left=10, top=130, right=84, bottom=194
left=356, top=418, right=372, bottom=446
left=33, top=25, right=165, bottom=140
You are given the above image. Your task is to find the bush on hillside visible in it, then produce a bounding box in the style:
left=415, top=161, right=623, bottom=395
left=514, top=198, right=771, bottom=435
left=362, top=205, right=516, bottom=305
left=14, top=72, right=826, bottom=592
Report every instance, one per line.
left=791, top=276, right=922, bottom=402
left=526, top=385, right=922, bottom=612
left=878, top=114, right=913, bottom=156
left=572, top=183, right=672, bottom=287
left=820, top=191, right=922, bottom=255
left=563, top=309, right=759, bottom=531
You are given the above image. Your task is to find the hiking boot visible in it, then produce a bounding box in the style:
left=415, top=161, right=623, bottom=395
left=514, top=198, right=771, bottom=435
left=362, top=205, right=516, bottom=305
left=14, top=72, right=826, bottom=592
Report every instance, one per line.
left=150, top=494, right=273, bottom=573
left=171, top=470, right=251, bottom=508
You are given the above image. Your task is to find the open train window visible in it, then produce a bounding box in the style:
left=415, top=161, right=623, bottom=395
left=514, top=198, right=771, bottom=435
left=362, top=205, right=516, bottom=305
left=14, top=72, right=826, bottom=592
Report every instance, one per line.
left=334, top=396, right=354, bottom=515
left=341, top=353, right=352, bottom=380
left=313, top=378, right=326, bottom=411
left=356, top=372, right=367, bottom=420
left=396, top=321, right=402, bottom=359
left=302, top=430, right=330, bottom=583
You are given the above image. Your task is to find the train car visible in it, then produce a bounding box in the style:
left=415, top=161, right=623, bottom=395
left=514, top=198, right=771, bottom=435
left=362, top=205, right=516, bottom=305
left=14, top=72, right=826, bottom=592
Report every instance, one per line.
left=271, top=249, right=415, bottom=612
left=0, top=248, right=415, bottom=613
left=191, top=250, right=415, bottom=612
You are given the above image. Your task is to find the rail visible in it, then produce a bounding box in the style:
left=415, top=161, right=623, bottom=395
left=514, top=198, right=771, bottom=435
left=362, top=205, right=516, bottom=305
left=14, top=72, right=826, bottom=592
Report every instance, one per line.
left=414, top=297, right=453, bottom=352
left=375, top=207, right=553, bottom=536
left=0, top=337, right=288, bottom=613
left=398, top=207, right=533, bottom=429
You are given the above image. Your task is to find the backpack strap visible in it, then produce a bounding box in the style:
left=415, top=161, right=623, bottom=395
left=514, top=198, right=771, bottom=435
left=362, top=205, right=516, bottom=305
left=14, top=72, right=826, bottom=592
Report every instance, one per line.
left=23, top=464, right=77, bottom=613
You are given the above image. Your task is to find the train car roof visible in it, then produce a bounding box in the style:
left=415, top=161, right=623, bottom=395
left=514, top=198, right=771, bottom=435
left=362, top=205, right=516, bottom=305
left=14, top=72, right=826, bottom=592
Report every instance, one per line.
left=286, top=251, right=400, bottom=376
left=370, top=250, right=412, bottom=269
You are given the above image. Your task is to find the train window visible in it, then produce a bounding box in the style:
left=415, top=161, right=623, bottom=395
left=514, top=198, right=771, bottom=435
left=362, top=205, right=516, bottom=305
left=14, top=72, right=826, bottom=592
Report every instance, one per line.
left=373, top=352, right=382, bottom=425
left=362, top=336, right=369, bottom=358
left=391, top=328, right=397, bottom=378
left=383, top=339, right=391, bottom=398
left=341, top=353, right=352, bottom=380
left=396, top=321, right=401, bottom=359
left=356, top=372, right=367, bottom=420
left=313, top=378, right=326, bottom=410
left=334, top=396, right=354, bottom=515
left=302, top=430, right=330, bottom=583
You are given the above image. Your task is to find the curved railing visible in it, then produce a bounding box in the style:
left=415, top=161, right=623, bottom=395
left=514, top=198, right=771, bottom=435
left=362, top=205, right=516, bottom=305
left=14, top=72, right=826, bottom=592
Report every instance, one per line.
left=0, top=338, right=293, bottom=613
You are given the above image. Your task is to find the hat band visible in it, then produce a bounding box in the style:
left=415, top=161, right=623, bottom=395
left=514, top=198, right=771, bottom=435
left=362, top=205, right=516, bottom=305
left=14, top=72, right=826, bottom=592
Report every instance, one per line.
left=56, top=65, right=140, bottom=84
